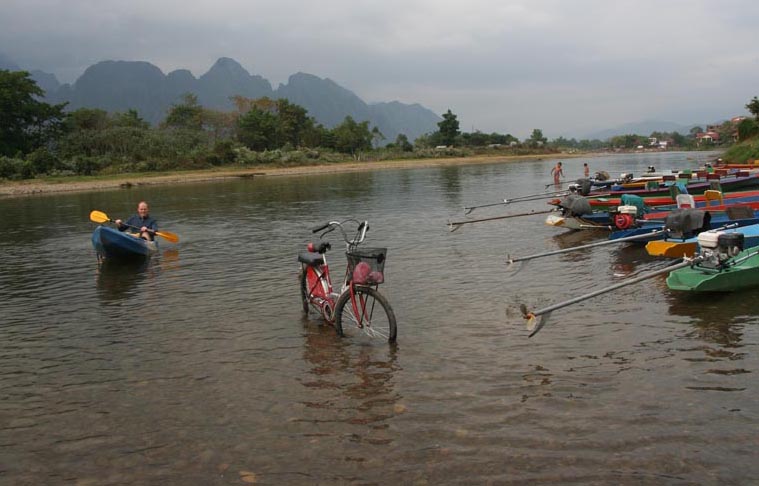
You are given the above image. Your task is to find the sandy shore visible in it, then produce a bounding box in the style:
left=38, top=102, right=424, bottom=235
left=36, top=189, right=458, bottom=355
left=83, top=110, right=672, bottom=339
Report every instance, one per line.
left=0, top=153, right=577, bottom=197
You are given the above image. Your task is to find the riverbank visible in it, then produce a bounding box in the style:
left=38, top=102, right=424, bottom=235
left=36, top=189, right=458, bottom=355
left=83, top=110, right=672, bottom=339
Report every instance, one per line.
left=0, top=152, right=588, bottom=197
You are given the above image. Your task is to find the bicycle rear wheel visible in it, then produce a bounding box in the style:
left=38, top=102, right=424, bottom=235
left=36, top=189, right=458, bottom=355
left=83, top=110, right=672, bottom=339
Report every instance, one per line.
left=334, top=286, right=397, bottom=343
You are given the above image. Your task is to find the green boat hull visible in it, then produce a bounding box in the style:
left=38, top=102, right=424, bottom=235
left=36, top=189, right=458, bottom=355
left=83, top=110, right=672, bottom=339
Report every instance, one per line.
left=666, top=250, right=759, bottom=292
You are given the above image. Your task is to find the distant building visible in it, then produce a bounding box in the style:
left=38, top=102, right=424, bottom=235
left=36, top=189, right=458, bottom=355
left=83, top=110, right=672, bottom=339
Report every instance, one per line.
left=696, top=131, right=720, bottom=145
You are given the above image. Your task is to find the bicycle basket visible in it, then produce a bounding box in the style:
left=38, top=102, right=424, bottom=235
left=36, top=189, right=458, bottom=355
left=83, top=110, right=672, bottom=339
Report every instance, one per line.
left=346, top=247, right=387, bottom=285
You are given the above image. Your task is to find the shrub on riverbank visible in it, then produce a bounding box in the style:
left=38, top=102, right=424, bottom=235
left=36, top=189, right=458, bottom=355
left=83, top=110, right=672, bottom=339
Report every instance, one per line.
left=722, top=137, right=759, bottom=163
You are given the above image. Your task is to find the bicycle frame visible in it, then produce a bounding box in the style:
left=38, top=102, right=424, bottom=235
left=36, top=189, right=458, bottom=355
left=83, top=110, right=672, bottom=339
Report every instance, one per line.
left=300, top=220, right=368, bottom=321
left=302, top=252, right=344, bottom=322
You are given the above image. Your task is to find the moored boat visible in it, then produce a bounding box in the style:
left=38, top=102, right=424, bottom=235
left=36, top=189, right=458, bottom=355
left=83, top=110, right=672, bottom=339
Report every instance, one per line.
left=588, top=170, right=759, bottom=198
left=647, top=222, right=759, bottom=258
left=586, top=188, right=759, bottom=211
left=667, top=232, right=759, bottom=292
left=92, top=225, right=158, bottom=261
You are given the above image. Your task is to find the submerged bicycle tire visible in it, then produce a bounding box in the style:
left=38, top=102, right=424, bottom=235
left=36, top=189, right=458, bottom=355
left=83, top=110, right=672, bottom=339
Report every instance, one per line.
left=299, top=270, right=309, bottom=313
left=334, top=286, right=397, bottom=343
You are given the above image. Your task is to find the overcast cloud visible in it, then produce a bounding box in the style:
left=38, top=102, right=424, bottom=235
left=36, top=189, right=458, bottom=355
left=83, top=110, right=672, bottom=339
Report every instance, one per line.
left=2, top=0, right=758, bottom=138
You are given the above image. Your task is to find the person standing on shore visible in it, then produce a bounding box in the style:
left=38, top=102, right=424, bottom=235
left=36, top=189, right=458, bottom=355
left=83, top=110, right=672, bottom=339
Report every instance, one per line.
left=583, top=163, right=590, bottom=178
left=551, top=161, right=564, bottom=185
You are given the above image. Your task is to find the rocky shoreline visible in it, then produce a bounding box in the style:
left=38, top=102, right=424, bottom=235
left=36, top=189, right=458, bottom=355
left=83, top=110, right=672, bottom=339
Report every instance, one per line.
left=0, top=153, right=577, bottom=197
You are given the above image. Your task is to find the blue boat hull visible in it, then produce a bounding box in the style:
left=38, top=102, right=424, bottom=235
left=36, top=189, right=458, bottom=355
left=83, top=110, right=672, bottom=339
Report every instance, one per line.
left=609, top=214, right=759, bottom=243
left=92, top=226, right=157, bottom=261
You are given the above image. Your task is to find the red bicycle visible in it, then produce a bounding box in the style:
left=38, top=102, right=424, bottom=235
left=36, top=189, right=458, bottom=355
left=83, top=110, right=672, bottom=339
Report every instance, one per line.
left=298, top=219, right=397, bottom=343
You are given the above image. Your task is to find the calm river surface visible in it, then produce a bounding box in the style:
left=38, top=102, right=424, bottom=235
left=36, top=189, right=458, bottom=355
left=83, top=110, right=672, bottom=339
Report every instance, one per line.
left=2, top=151, right=758, bottom=485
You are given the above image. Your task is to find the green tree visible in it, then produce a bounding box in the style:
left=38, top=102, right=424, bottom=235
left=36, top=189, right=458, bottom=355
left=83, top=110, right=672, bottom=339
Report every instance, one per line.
left=550, top=136, right=576, bottom=148
left=66, top=108, right=110, bottom=131
left=371, top=126, right=385, bottom=148
left=275, top=98, right=311, bottom=147
left=332, top=116, right=372, bottom=155
left=437, top=109, right=460, bottom=146
left=746, top=96, right=759, bottom=119
left=162, top=93, right=204, bottom=130
left=737, top=118, right=759, bottom=141
left=394, top=133, right=413, bottom=151
left=527, top=128, right=547, bottom=147
left=714, top=121, right=736, bottom=145
left=670, top=131, right=689, bottom=147
left=237, top=107, right=278, bottom=151
left=0, top=70, right=67, bottom=156
left=112, top=109, right=150, bottom=129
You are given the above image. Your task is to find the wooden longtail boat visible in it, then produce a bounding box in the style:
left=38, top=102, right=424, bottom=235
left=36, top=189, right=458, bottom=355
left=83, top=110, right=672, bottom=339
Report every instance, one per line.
left=609, top=209, right=759, bottom=243
left=585, top=188, right=759, bottom=211
left=589, top=171, right=759, bottom=198
left=667, top=233, right=759, bottom=292
left=647, top=223, right=759, bottom=258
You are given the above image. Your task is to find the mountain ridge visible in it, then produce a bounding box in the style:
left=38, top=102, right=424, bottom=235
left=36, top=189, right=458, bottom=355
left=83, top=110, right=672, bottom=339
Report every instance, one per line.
left=25, top=56, right=441, bottom=143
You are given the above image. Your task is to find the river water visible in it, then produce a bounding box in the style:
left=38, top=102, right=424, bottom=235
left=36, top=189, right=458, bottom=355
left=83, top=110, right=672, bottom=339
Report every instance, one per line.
left=1, top=151, right=757, bottom=485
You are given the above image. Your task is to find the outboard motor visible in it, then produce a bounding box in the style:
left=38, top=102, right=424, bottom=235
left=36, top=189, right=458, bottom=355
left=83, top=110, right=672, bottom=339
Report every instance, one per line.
left=558, top=194, right=592, bottom=217
left=594, top=171, right=610, bottom=182
left=610, top=205, right=638, bottom=230
left=620, top=173, right=634, bottom=183
left=665, top=209, right=711, bottom=239
left=697, top=231, right=744, bottom=269
left=573, top=178, right=592, bottom=196
left=647, top=165, right=656, bottom=173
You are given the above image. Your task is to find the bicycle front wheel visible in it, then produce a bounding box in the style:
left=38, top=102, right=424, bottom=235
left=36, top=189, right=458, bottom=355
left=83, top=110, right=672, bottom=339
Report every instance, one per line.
left=334, top=286, right=397, bottom=343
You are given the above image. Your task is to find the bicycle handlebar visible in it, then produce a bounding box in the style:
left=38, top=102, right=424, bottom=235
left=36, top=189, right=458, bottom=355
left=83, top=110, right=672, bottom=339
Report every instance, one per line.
left=313, top=219, right=370, bottom=245
left=311, top=223, right=331, bottom=233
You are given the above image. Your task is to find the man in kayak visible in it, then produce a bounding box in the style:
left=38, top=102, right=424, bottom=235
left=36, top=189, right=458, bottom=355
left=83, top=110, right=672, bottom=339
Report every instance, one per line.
left=115, top=201, right=157, bottom=241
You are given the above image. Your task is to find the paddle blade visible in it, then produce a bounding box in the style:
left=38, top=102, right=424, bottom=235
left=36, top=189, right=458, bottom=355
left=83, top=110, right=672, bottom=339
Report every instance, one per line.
left=525, top=314, right=537, bottom=332
left=528, top=311, right=551, bottom=338
left=156, top=230, right=179, bottom=244
left=89, top=210, right=110, bottom=224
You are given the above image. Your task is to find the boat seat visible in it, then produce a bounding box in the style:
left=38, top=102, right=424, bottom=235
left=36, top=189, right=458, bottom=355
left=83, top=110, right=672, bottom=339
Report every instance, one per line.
left=676, top=194, right=696, bottom=209
left=726, top=205, right=754, bottom=220
left=298, top=251, right=325, bottom=266
left=704, top=190, right=723, bottom=206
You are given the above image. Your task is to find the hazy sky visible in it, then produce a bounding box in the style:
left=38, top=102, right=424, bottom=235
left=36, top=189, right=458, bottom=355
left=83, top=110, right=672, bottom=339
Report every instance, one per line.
left=2, top=0, right=758, bottom=138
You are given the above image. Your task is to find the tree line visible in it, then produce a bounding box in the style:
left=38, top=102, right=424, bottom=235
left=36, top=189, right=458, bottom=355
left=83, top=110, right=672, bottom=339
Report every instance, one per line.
left=2, top=68, right=758, bottom=181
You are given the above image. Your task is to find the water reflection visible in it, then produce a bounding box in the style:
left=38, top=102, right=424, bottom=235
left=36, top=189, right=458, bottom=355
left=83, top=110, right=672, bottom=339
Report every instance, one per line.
left=96, top=258, right=150, bottom=301
left=609, top=243, right=658, bottom=276
left=436, top=166, right=463, bottom=204
left=96, top=249, right=180, bottom=302
left=300, top=320, right=401, bottom=430
left=551, top=229, right=605, bottom=250
left=552, top=229, right=604, bottom=263
left=666, top=292, right=758, bottom=347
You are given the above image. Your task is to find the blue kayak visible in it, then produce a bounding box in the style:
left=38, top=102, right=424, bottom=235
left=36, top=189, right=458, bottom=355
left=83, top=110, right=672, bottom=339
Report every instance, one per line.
left=92, top=226, right=158, bottom=261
